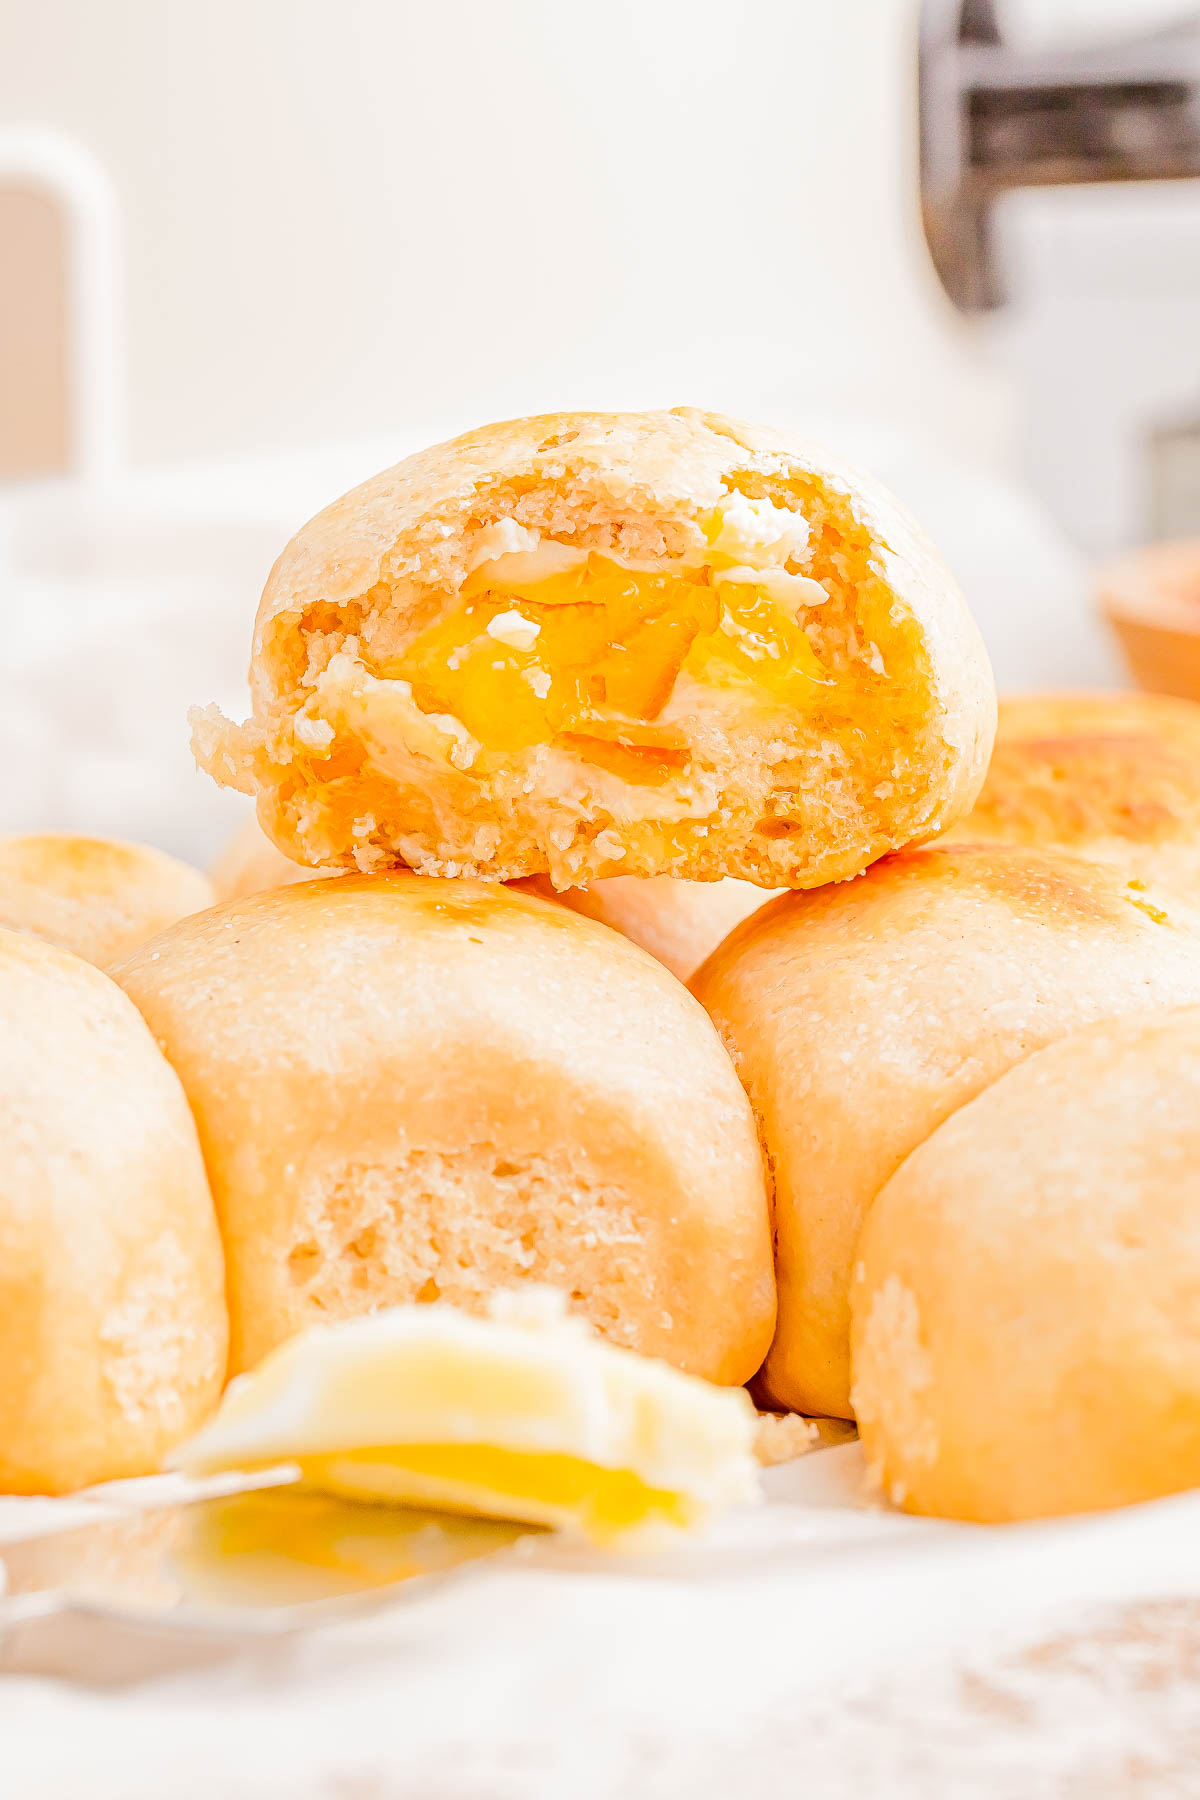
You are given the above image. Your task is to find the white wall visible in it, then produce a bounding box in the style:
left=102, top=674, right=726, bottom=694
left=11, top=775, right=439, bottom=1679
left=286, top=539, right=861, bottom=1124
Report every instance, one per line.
left=989, top=181, right=1200, bottom=553
left=1003, top=0, right=1197, bottom=47
left=0, top=0, right=1006, bottom=468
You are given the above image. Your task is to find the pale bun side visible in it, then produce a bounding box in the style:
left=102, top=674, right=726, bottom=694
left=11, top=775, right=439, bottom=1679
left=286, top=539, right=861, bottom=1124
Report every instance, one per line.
left=852, top=1006, right=1200, bottom=1521
left=514, top=873, right=783, bottom=983
left=113, top=874, right=775, bottom=1384
left=690, top=843, right=1200, bottom=1418
left=210, top=813, right=331, bottom=901
left=0, top=929, right=227, bottom=1494
left=0, top=833, right=213, bottom=968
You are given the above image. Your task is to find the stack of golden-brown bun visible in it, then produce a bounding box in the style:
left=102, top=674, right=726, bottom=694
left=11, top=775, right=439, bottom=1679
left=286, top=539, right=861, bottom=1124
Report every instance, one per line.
left=8, top=409, right=1200, bottom=1529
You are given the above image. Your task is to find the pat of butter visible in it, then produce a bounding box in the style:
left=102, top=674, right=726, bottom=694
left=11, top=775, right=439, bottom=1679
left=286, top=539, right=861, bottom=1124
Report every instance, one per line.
left=463, top=490, right=814, bottom=609
left=712, top=565, right=828, bottom=610
left=467, top=542, right=590, bottom=590
left=486, top=609, right=542, bottom=651
left=293, top=712, right=336, bottom=750
left=705, top=491, right=811, bottom=567
left=463, top=518, right=542, bottom=570
left=175, top=1289, right=760, bottom=1545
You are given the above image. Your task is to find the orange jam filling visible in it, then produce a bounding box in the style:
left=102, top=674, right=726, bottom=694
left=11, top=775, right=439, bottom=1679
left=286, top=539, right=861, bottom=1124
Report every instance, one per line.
left=374, top=553, right=832, bottom=770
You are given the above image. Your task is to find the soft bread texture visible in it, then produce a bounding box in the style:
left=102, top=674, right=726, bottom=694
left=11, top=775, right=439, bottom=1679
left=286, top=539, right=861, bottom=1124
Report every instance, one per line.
left=0, top=833, right=213, bottom=968
left=112, top=874, right=774, bottom=1383
left=211, top=814, right=330, bottom=900
left=690, top=842, right=1200, bottom=1418
left=852, top=1007, right=1200, bottom=1521
left=194, top=409, right=995, bottom=889
left=515, top=873, right=783, bottom=982
left=941, top=691, right=1200, bottom=893
left=0, top=929, right=227, bottom=1493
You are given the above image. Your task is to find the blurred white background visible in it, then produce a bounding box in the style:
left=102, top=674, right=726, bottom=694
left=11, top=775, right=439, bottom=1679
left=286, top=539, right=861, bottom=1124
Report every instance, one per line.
left=1, top=0, right=1004, bottom=464
left=3, top=0, right=1200, bottom=857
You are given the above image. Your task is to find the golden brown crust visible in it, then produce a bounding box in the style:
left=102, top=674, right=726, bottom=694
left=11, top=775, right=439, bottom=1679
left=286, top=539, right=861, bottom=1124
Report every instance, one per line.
left=941, top=691, right=1200, bottom=893
left=112, top=874, right=775, bottom=1384
left=0, top=930, right=227, bottom=1493
left=852, top=1006, right=1200, bottom=1521
left=689, top=842, right=1200, bottom=1419
left=0, top=834, right=213, bottom=968
left=197, top=410, right=994, bottom=889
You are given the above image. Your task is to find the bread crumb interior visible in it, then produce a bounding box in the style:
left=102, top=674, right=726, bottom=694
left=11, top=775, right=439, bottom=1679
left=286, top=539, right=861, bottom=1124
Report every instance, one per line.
left=251, top=469, right=942, bottom=886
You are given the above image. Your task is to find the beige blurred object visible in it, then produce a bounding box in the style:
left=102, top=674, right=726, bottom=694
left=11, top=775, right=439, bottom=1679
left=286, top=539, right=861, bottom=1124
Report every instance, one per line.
left=692, top=842, right=1200, bottom=1420
left=853, top=1006, right=1200, bottom=1522
left=752, top=1413, right=817, bottom=1467
left=1100, top=539, right=1200, bottom=701
left=752, top=1412, right=857, bottom=1468
left=0, top=128, right=122, bottom=482
left=0, top=1508, right=183, bottom=1608
left=517, top=875, right=783, bottom=983
left=210, top=814, right=329, bottom=901
left=0, top=833, right=213, bottom=967
left=0, top=185, right=69, bottom=478
left=940, top=690, right=1200, bottom=893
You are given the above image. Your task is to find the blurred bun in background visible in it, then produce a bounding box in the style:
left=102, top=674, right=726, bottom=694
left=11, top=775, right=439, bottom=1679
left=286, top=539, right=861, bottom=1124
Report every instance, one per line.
left=940, top=691, right=1200, bottom=895
left=0, top=831, right=213, bottom=967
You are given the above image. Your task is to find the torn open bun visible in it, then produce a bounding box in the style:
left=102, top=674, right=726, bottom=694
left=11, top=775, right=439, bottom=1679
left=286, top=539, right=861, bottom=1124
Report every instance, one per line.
left=194, top=410, right=995, bottom=888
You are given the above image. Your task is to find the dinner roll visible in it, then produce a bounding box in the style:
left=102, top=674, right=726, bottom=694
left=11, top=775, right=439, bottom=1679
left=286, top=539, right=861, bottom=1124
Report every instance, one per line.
left=516, top=874, right=783, bottom=982
left=214, top=821, right=774, bottom=983
left=211, top=813, right=330, bottom=900
left=192, top=409, right=994, bottom=890
left=0, top=833, right=213, bottom=967
left=690, top=843, right=1200, bottom=1418
left=113, top=874, right=774, bottom=1382
left=0, top=930, right=226, bottom=1493
left=852, top=1007, right=1200, bottom=1521
left=941, top=691, right=1200, bottom=892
